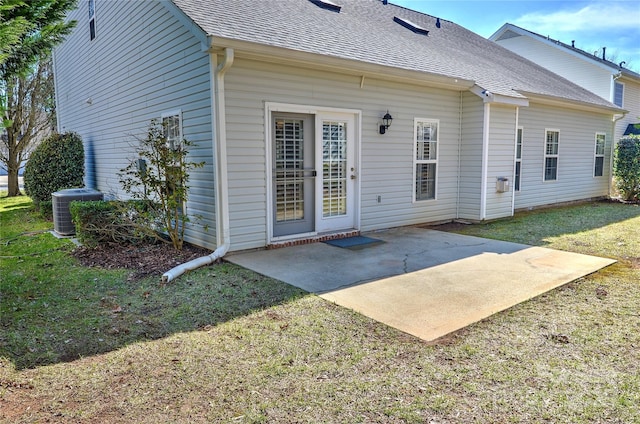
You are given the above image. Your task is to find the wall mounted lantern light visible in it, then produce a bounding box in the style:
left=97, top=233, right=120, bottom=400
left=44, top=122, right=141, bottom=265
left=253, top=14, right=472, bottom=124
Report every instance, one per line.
left=379, top=111, right=393, bottom=134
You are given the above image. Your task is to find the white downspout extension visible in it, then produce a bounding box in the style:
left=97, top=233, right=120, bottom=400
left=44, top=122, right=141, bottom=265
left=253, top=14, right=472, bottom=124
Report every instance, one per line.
left=480, top=102, right=491, bottom=220
left=162, top=47, right=234, bottom=283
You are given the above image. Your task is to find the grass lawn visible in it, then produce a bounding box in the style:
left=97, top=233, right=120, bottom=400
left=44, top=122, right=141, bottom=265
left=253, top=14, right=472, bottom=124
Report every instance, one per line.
left=1, top=195, right=639, bottom=423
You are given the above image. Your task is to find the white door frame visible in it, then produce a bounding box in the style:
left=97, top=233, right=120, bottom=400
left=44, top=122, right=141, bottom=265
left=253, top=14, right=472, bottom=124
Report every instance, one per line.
left=265, top=102, right=361, bottom=244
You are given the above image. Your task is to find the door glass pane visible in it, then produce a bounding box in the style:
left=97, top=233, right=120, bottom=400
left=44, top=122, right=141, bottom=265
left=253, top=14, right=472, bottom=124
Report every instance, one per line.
left=275, top=119, right=305, bottom=222
left=322, top=121, right=347, bottom=217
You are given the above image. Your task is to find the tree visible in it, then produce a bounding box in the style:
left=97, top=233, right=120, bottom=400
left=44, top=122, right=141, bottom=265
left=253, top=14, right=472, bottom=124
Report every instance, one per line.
left=1, top=58, right=55, bottom=196
left=0, top=0, right=77, bottom=196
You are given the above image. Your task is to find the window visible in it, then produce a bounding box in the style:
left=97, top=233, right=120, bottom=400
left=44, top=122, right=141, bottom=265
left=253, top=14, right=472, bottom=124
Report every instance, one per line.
left=515, top=127, right=523, bottom=191
left=414, top=119, right=438, bottom=201
left=544, top=130, right=559, bottom=181
left=594, top=133, right=606, bottom=177
left=161, top=111, right=184, bottom=213
left=614, top=82, right=624, bottom=107
left=88, top=0, right=96, bottom=41
left=162, top=111, right=182, bottom=150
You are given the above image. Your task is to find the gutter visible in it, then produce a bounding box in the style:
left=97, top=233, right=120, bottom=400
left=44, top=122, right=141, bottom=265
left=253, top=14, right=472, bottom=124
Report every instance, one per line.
left=162, top=46, right=234, bottom=283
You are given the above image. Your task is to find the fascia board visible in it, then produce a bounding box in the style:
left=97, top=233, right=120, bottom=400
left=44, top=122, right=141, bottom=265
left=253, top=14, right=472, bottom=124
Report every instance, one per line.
left=207, top=37, right=476, bottom=91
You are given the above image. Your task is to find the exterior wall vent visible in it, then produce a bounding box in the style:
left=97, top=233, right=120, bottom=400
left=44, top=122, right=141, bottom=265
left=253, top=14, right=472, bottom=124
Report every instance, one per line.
left=393, top=16, right=429, bottom=36
left=52, top=188, right=103, bottom=236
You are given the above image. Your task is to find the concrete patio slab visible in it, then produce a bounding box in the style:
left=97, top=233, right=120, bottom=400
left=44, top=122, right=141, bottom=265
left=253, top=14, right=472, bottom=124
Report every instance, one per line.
left=227, top=227, right=615, bottom=341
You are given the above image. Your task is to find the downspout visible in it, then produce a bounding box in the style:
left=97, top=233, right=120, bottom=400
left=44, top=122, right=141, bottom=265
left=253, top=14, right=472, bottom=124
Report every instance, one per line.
left=162, top=46, right=235, bottom=283
left=456, top=91, right=463, bottom=219
left=511, top=106, right=519, bottom=215
left=480, top=102, right=491, bottom=220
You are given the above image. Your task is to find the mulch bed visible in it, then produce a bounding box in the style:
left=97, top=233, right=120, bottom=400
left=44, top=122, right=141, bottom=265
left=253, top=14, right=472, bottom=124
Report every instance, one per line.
left=72, top=242, right=212, bottom=280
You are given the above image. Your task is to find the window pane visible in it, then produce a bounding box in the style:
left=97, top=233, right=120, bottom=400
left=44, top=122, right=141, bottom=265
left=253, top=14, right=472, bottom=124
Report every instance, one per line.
left=515, top=161, right=521, bottom=191
left=595, top=134, right=606, bottom=155
left=416, top=163, right=436, bottom=200
left=274, top=119, right=305, bottom=222
left=163, top=115, right=181, bottom=150
left=614, top=82, right=623, bottom=107
left=546, top=131, right=558, bottom=155
left=88, top=0, right=95, bottom=18
left=594, top=157, right=604, bottom=177
left=544, top=157, right=557, bottom=181
left=516, top=129, right=523, bottom=159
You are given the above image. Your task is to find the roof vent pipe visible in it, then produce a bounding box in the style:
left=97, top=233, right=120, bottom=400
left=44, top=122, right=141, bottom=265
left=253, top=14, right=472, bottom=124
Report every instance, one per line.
left=602, top=47, right=606, bottom=60
left=436, top=17, right=441, bottom=28
left=382, top=0, right=387, bottom=4
left=571, top=40, right=575, bottom=48
left=619, top=61, right=626, bottom=68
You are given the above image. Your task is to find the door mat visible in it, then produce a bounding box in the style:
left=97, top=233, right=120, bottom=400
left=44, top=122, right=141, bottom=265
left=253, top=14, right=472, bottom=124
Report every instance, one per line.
left=323, top=236, right=384, bottom=250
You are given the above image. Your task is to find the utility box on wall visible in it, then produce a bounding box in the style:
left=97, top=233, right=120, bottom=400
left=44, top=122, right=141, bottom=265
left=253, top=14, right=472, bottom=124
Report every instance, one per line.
left=496, top=177, right=509, bottom=193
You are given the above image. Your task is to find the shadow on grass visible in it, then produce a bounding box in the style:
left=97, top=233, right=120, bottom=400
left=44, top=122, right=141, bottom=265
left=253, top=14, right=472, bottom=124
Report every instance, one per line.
left=0, top=258, right=307, bottom=370
left=435, top=200, right=640, bottom=247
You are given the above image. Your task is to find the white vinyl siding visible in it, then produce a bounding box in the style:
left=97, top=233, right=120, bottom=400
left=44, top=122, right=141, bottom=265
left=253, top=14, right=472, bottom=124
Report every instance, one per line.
left=224, top=58, right=462, bottom=250
left=515, top=103, right=611, bottom=210
left=414, top=119, right=439, bottom=201
left=494, top=34, right=612, bottom=100
left=594, top=133, right=605, bottom=177
left=458, top=92, right=483, bottom=220
left=54, top=1, right=216, bottom=249
left=544, top=129, right=559, bottom=181
left=484, top=105, right=517, bottom=220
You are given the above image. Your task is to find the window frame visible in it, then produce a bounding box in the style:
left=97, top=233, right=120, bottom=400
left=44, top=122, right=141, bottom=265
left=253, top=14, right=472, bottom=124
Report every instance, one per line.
left=613, top=81, right=624, bottom=108
left=593, top=132, right=606, bottom=178
left=543, top=129, right=560, bottom=182
left=88, top=0, right=96, bottom=41
left=515, top=127, right=523, bottom=191
left=413, top=118, right=439, bottom=202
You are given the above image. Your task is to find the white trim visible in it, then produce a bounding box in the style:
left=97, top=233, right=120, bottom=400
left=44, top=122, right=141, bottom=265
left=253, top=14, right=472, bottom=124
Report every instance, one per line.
left=593, top=132, right=606, bottom=178
left=412, top=118, right=440, bottom=203
left=480, top=103, right=490, bottom=220
left=543, top=128, right=560, bottom=182
left=264, top=102, right=361, bottom=244
left=511, top=112, right=521, bottom=214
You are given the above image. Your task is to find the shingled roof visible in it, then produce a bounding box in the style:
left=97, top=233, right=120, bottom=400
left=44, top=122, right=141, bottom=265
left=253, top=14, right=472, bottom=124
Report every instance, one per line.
left=171, top=0, right=620, bottom=111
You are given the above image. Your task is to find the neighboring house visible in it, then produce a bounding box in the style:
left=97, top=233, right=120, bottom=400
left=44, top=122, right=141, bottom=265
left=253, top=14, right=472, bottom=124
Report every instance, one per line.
left=54, top=0, right=623, bottom=252
left=490, top=23, right=640, bottom=142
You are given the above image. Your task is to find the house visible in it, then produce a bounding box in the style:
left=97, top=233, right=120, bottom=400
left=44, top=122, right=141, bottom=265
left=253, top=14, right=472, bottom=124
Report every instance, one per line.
left=53, top=0, right=623, bottom=253
left=490, top=23, right=640, bottom=142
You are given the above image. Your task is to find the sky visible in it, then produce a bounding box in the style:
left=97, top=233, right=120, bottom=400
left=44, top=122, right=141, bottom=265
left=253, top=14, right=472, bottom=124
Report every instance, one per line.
left=391, top=0, right=640, bottom=71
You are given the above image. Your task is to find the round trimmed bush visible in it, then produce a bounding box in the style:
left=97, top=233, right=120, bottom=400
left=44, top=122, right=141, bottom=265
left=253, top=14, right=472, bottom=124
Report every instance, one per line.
left=24, top=132, right=85, bottom=208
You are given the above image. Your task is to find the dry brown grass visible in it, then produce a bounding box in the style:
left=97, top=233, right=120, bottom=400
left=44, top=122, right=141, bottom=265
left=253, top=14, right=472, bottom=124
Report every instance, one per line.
left=1, top=199, right=639, bottom=423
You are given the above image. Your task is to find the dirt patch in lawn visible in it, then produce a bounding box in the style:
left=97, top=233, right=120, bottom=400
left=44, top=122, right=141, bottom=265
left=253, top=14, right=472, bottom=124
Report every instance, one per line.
left=72, top=242, right=212, bottom=280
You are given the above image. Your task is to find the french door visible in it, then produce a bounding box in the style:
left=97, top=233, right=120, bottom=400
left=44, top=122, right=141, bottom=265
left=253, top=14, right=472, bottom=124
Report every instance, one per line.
left=271, top=111, right=356, bottom=238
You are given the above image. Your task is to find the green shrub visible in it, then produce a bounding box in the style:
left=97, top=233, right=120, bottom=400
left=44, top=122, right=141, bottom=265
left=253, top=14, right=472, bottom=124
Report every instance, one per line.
left=118, top=120, right=204, bottom=250
left=70, top=200, right=155, bottom=247
left=613, top=135, right=640, bottom=201
left=24, top=132, right=85, bottom=208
